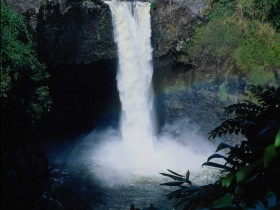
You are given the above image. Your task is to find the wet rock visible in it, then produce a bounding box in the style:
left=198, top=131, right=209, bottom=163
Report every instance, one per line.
left=36, top=0, right=117, bottom=67
left=1, top=147, right=50, bottom=210
left=151, top=0, right=210, bottom=58
left=42, top=166, right=106, bottom=210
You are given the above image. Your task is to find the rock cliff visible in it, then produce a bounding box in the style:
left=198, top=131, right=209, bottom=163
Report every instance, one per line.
left=38, top=0, right=117, bottom=66
left=151, top=0, right=209, bottom=58
left=6, top=0, right=117, bottom=67
left=5, top=0, right=210, bottom=67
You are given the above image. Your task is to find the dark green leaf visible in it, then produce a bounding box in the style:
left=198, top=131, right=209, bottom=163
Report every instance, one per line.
left=167, top=169, right=184, bottom=177
left=160, top=181, right=185, bottom=186
left=185, top=170, right=190, bottom=180
left=236, top=163, right=258, bottom=183
left=210, top=193, right=234, bottom=208
left=180, top=186, right=202, bottom=193
left=275, top=130, right=280, bottom=148
left=166, top=189, right=182, bottom=200
left=216, top=142, right=234, bottom=152
left=207, top=154, right=228, bottom=162
left=221, top=173, right=235, bottom=188
left=202, top=162, right=233, bottom=172
left=235, top=184, right=245, bottom=194
left=264, top=144, right=277, bottom=168
left=160, top=173, right=186, bottom=182
left=54, top=200, right=64, bottom=210
left=174, top=197, right=190, bottom=208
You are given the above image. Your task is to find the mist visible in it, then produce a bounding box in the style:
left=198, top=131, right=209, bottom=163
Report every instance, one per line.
left=61, top=118, right=216, bottom=187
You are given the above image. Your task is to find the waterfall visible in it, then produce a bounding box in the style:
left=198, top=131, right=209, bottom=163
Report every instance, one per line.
left=87, top=1, right=214, bottom=184
left=106, top=1, right=156, bottom=150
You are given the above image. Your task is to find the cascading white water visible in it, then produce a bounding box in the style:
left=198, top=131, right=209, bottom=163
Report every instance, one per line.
left=107, top=1, right=156, bottom=157
left=86, top=1, right=215, bottom=185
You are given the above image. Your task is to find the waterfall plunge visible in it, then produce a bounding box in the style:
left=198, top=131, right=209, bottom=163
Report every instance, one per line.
left=87, top=1, right=214, bottom=185
left=109, top=1, right=156, bottom=151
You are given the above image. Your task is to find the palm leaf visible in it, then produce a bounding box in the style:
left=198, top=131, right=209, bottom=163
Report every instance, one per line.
left=167, top=169, right=184, bottom=177
left=160, top=181, right=185, bottom=186
left=202, top=162, right=234, bottom=172
left=160, top=173, right=186, bottom=182
left=207, top=153, right=228, bottom=162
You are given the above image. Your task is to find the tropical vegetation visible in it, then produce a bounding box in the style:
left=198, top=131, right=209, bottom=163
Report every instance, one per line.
left=161, top=85, right=280, bottom=209
left=1, top=3, right=51, bottom=147
left=185, top=0, right=280, bottom=85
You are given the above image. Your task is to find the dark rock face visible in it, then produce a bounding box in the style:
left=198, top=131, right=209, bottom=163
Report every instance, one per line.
left=151, top=0, right=209, bottom=58
left=6, top=0, right=117, bottom=67
left=5, top=0, right=47, bottom=13
left=37, top=0, right=117, bottom=67
left=1, top=147, right=50, bottom=210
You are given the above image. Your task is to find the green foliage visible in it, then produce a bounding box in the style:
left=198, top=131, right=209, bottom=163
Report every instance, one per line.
left=150, top=1, right=157, bottom=11
left=160, top=169, right=192, bottom=186
left=275, top=130, right=280, bottom=147
left=206, top=86, right=280, bottom=177
left=209, top=85, right=280, bottom=140
left=188, top=5, right=241, bottom=57
left=1, top=3, right=51, bottom=143
left=202, top=85, right=280, bottom=208
left=203, top=192, right=280, bottom=210
left=186, top=0, right=280, bottom=85
left=209, top=193, right=234, bottom=208
left=161, top=85, right=280, bottom=209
